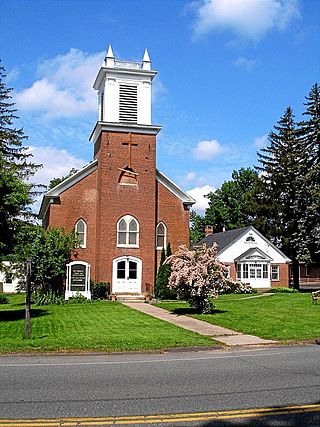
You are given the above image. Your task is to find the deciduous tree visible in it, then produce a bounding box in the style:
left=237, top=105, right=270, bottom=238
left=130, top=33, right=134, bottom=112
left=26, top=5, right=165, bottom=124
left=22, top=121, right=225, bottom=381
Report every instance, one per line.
left=165, top=244, right=228, bottom=313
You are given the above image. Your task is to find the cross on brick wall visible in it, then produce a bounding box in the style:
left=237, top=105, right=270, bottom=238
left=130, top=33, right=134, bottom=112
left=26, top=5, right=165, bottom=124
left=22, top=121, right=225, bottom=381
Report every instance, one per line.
left=122, top=132, right=138, bottom=169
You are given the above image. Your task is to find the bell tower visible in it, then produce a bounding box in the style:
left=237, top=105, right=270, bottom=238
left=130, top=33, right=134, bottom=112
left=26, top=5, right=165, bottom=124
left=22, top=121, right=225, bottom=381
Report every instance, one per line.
left=90, top=46, right=161, bottom=291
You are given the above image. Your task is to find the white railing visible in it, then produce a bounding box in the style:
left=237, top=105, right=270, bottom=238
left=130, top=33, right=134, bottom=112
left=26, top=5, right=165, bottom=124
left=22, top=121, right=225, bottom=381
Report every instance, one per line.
left=114, top=60, right=142, bottom=70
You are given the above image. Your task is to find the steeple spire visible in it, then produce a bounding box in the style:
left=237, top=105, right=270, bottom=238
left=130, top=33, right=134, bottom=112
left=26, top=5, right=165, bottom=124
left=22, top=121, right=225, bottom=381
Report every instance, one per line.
left=142, top=48, right=151, bottom=70
left=105, top=45, right=115, bottom=67
left=106, top=45, right=114, bottom=58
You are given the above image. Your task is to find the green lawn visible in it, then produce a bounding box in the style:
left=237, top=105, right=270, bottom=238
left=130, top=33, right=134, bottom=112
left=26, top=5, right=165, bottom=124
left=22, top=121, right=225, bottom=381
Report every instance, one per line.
left=156, top=293, right=320, bottom=341
left=0, top=294, right=214, bottom=353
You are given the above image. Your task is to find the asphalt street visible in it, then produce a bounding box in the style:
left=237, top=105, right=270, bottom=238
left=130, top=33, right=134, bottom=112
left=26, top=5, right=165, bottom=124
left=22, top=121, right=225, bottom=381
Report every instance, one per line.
left=0, top=345, right=319, bottom=425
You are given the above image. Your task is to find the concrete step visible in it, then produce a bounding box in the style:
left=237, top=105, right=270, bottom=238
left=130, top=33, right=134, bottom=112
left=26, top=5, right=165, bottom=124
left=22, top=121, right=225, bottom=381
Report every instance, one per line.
left=114, top=293, right=146, bottom=302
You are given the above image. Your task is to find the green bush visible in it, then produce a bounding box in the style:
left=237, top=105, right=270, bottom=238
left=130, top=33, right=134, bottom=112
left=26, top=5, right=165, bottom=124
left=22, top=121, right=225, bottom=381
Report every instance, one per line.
left=266, top=287, right=298, bottom=293
left=66, top=293, right=91, bottom=304
left=155, top=243, right=177, bottom=300
left=90, top=281, right=110, bottom=300
left=33, top=289, right=65, bottom=306
left=155, top=264, right=177, bottom=300
left=0, top=294, right=8, bottom=304
left=218, top=280, right=256, bottom=295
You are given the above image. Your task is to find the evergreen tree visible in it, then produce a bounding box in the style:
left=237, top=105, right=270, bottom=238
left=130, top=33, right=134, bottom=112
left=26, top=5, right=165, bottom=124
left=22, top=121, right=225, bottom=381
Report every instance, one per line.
left=294, top=83, right=320, bottom=264
left=257, top=107, right=303, bottom=288
left=155, top=242, right=176, bottom=300
left=0, top=64, right=42, bottom=255
left=166, top=241, right=172, bottom=257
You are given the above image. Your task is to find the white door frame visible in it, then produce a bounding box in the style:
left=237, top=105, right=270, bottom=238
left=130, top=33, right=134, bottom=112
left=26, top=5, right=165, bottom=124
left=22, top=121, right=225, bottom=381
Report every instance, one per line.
left=112, top=256, right=142, bottom=293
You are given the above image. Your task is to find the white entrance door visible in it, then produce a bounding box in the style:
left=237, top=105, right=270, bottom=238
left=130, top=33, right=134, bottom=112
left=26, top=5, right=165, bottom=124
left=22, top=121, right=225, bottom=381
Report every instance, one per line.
left=112, top=257, right=142, bottom=293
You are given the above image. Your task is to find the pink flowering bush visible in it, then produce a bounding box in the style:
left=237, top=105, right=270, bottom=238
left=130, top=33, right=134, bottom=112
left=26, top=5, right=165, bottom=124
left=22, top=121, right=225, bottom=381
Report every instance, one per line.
left=164, top=244, right=230, bottom=313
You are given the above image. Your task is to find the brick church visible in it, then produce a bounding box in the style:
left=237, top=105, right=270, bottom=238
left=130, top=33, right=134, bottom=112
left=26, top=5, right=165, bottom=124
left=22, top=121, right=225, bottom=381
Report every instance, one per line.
left=39, top=46, right=195, bottom=296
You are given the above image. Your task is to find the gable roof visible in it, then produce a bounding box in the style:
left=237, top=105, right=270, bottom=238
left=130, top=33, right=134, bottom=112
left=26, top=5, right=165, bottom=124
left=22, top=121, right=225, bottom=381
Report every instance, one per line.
left=38, top=160, right=98, bottom=219
left=156, top=170, right=195, bottom=207
left=199, top=225, right=290, bottom=261
left=199, top=227, right=251, bottom=254
left=38, top=161, right=195, bottom=219
left=234, top=247, right=273, bottom=262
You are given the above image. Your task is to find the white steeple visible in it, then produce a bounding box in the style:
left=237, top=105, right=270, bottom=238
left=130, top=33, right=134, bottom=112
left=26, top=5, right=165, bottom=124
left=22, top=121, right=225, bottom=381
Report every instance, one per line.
left=93, top=46, right=157, bottom=126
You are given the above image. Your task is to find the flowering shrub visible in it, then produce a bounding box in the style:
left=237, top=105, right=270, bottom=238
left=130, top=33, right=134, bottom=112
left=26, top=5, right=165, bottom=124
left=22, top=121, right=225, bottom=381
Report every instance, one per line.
left=219, top=280, right=255, bottom=295
left=164, top=244, right=230, bottom=313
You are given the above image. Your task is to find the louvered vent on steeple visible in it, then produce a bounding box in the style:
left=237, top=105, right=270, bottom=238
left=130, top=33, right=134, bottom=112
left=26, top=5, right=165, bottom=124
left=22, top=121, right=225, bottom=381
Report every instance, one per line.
left=119, top=84, right=137, bottom=123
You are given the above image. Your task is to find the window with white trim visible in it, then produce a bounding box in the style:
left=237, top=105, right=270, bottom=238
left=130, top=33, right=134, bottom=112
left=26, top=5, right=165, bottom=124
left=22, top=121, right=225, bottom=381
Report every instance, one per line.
left=271, top=265, right=279, bottom=281
left=156, top=222, right=166, bottom=249
left=75, top=219, right=87, bottom=248
left=237, top=263, right=241, bottom=280
left=117, top=215, right=139, bottom=247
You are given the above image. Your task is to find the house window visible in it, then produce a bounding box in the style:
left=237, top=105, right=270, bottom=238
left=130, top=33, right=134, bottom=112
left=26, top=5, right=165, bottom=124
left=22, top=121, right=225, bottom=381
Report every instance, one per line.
left=237, top=264, right=241, bottom=280
left=5, top=273, right=12, bottom=284
left=263, top=264, right=269, bottom=279
left=75, top=219, right=87, bottom=248
left=246, top=235, right=255, bottom=242
left=243, top=264, right=249, bottom=279
left=271, top=265, right=279, bottom=281
left=117, top=215, right=139, bottom=247
left=156, top=222, right=166, bottom=249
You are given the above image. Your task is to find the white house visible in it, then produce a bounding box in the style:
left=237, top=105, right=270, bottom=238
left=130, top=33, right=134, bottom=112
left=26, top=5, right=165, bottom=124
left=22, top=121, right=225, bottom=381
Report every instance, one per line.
left=0, top=261, right=20, bottom=293
left=200, top=226, right=291, bottom=289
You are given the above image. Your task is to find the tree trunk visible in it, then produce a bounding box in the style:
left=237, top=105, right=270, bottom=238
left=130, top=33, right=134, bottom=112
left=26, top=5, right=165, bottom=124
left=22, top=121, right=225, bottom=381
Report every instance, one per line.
left=292, top=258, right=300, bottom=290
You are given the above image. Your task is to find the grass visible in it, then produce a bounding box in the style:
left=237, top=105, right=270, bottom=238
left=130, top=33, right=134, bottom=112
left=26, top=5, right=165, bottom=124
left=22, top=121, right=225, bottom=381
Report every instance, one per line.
left=0, top=293, right=214, bottom=353
left=156, top=293, right=320, bottom=341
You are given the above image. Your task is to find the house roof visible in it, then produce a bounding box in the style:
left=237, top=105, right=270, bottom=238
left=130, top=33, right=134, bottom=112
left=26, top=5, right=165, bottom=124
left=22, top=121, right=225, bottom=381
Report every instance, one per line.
left=199, top=227, right=251, bottom=254
left=38, top=160, right=195, bottom=220
left=199, top=225, right=291, bottom=262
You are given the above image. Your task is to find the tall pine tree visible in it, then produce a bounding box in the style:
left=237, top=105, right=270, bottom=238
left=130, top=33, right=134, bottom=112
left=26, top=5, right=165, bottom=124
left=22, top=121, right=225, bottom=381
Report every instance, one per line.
left=294, top=83, right=320, bottom=265
left=0, top=64, right=42, bottom=256
left=257, top=107, right=304, bottom=288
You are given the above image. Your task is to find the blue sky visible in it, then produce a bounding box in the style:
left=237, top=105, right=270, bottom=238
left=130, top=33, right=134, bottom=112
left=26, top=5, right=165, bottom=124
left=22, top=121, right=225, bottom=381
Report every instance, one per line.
left=1, top=0, right=319, bottom=212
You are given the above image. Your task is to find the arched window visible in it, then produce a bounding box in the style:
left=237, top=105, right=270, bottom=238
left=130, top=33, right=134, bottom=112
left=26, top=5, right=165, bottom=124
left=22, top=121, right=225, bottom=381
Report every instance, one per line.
left=156, top=222, right=166, bottom=249
left=117, top=215, right=139, bottom=247
left=75, top=219, right=87, bottom=248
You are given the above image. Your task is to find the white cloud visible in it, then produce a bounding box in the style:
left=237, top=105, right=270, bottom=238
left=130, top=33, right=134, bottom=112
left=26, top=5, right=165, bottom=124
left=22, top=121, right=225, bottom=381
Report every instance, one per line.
left=15, top=48, right=104, bottom=119
left=193, top=139, right=223, bottom=160
left=233, top=56, right=257, bottom=71
left=28, top=145, right=87, bottom=187
left=6, top=68, right=20, bottom=83
left=187, top=184, right=215, bottom=213
left=185, top=171, right=197, bottom=182
left=192, top=0, right=301, bottom=41
left=254, top=134, right=268, bottom=147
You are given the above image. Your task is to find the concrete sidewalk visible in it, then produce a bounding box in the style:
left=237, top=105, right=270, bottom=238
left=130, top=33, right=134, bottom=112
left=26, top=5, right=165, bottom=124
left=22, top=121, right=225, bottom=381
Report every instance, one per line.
left=123, top=302, right=277, bottom=346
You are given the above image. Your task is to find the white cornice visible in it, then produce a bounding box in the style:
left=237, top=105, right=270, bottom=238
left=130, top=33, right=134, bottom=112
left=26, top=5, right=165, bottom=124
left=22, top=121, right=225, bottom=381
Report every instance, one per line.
left=93, top=67, right=157, bottom=90
left=156, top=170, right=196, bottom=206
left=89, top=121, right=162, bottom=144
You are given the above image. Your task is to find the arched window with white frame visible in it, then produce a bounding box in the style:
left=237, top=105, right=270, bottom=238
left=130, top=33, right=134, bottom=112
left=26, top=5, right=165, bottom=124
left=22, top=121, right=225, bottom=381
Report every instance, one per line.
left=75, top=219, right=87, bottom=248
left=117, top=215, right=139, bottom=247
left=156, top=222, right=166, bottom=250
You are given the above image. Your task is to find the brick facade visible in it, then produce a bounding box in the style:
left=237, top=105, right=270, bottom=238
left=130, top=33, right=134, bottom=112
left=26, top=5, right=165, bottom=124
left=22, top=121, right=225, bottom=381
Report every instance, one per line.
left=43, top=129, right=191, bottom=294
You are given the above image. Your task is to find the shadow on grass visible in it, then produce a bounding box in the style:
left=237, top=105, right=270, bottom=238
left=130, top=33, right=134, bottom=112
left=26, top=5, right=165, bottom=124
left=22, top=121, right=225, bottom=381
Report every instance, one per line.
left=171, top=307, right=228, bottom=316
left=0, top=308, right=48, bottom=322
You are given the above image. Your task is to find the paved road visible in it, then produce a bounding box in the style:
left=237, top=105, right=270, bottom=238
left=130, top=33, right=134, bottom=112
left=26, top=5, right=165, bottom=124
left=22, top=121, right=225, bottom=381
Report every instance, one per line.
left=0, top=345, right=319, bottom=425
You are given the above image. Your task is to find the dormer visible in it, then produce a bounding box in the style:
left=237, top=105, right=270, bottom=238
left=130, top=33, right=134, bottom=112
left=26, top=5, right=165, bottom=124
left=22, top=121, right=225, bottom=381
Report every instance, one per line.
left=93, top=45, right=156, bottom=126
